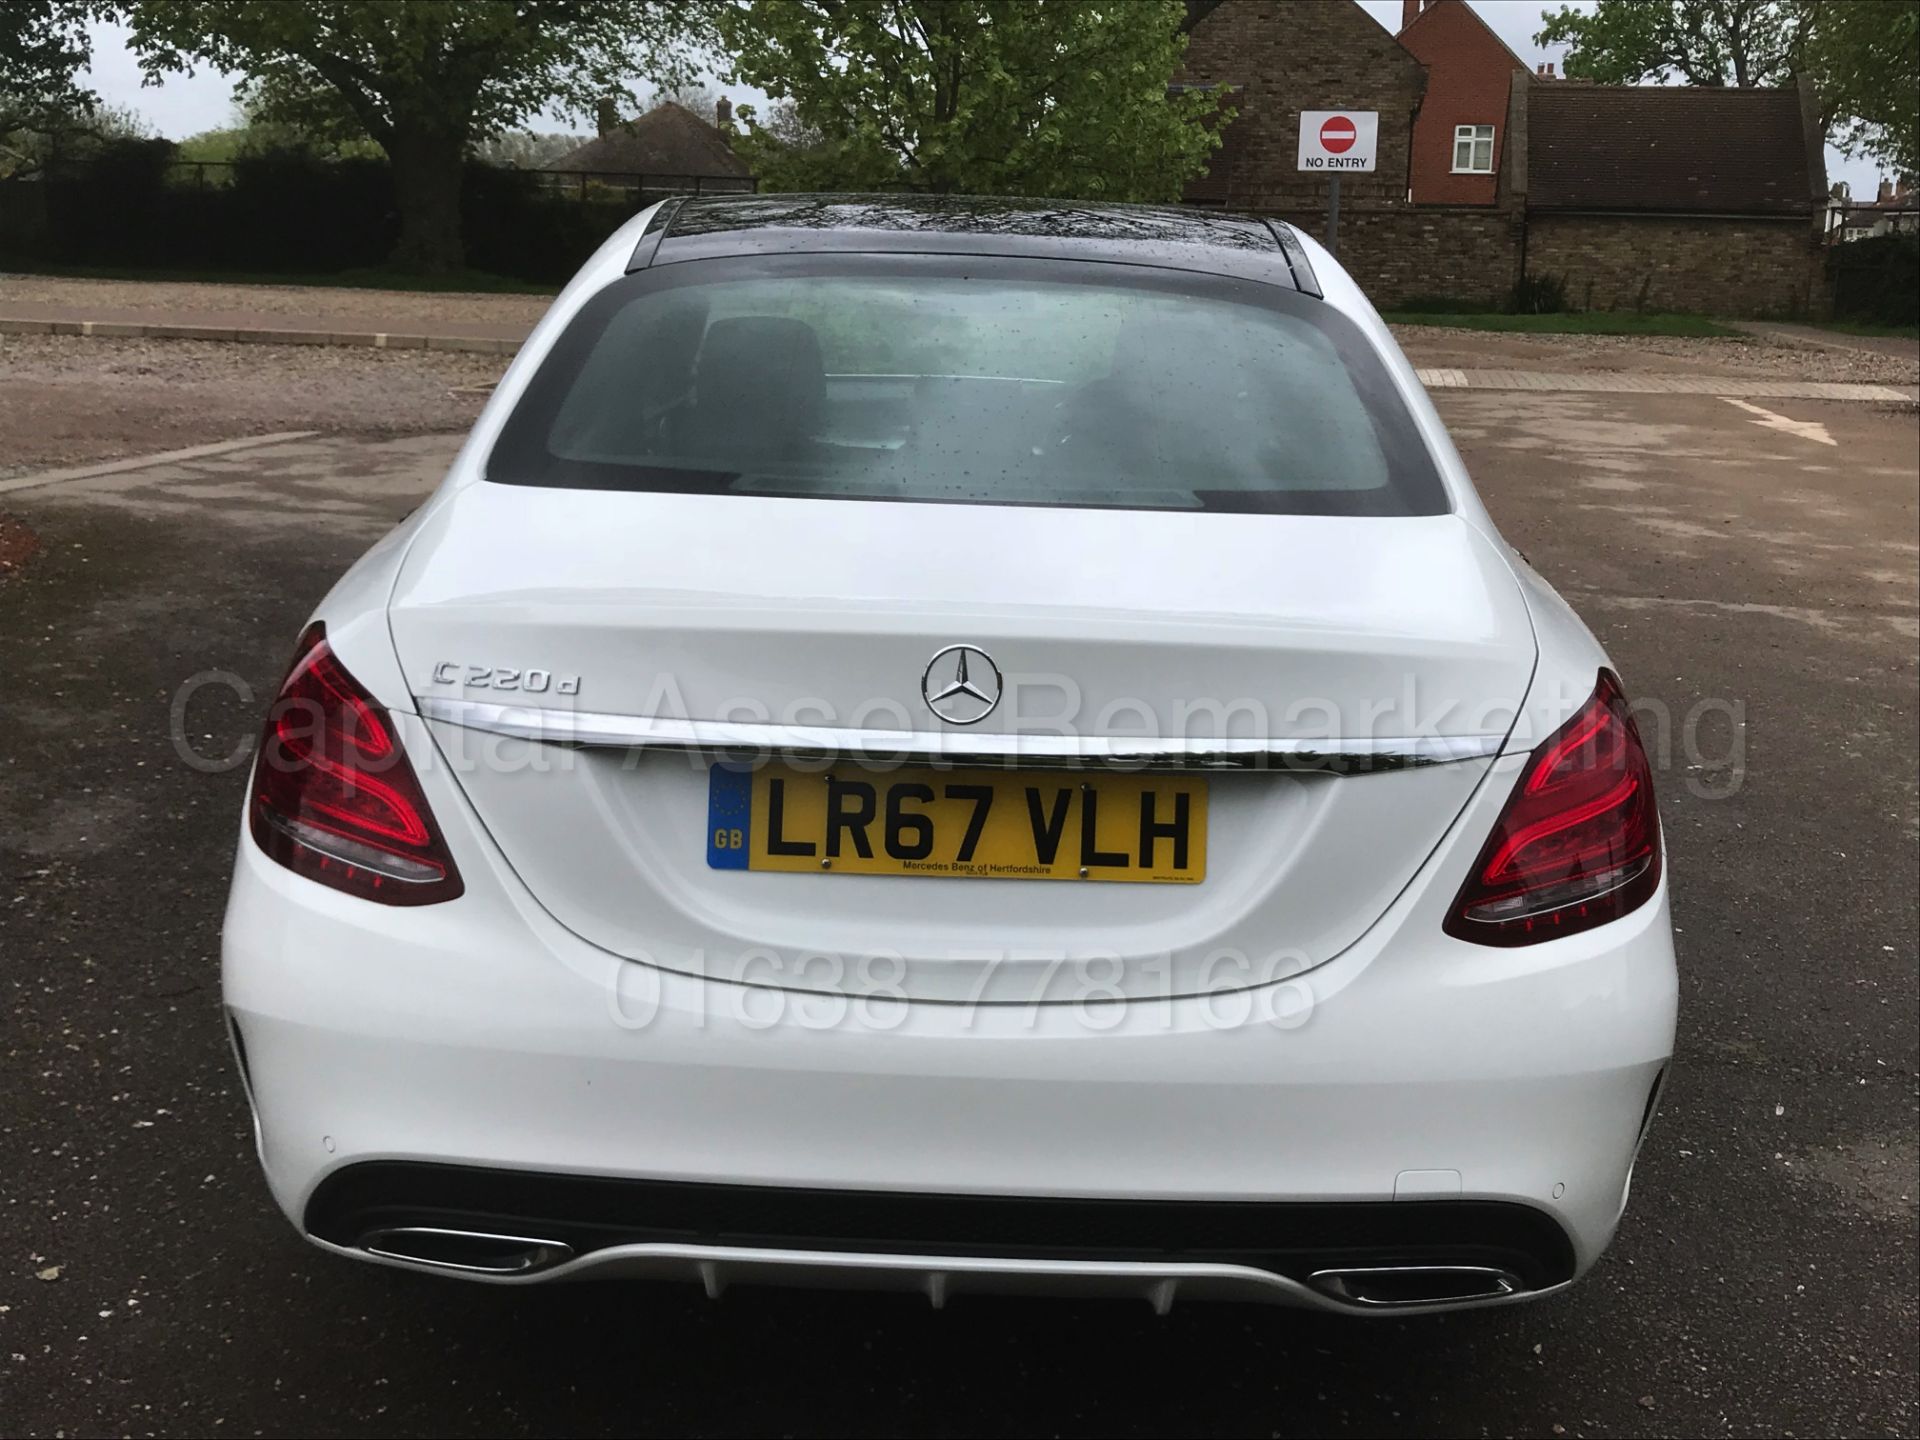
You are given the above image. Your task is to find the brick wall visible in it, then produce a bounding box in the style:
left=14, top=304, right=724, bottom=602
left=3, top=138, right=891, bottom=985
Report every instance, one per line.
left=1397, top=0, right=1524, bottom=206
left=1180, top=0, right=1426, bottom=210
left=1527, top=213, right=1825, bottom=317
left=1269, top=206, right=1523, bottom=309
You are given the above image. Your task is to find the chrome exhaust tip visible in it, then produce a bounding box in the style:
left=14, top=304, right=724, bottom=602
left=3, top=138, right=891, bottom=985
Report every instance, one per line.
left=361, top=1226, right=574, bottom=1275
left=1308, top=1264, right=1523, bottom=1308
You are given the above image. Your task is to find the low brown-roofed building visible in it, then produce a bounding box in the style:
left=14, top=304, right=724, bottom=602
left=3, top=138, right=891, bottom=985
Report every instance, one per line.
left=1529, top=84, right=1813, bottom=215
left=1520, top=76, right=1828, bottom=316
left=548, top=100, right=755, bottom=194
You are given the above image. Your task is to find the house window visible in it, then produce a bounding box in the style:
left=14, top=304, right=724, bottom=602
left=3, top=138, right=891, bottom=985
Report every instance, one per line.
left=1452, top=124, right=1495, bottom=174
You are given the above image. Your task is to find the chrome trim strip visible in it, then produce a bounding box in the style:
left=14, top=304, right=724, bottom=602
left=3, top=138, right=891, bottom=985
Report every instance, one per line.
left=415, top=696, right=1503, bottom=774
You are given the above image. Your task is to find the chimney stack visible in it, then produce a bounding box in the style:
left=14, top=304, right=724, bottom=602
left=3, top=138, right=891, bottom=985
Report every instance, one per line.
left=596, top=97, right=620, bottom=138
left=1401, top=0, right=1420, bottom=30
left=715, top=95, right=733, bottom=134
left=1879, top=178, right=1896, bottom=203
left=1546, top=61, right=1556, bottom=77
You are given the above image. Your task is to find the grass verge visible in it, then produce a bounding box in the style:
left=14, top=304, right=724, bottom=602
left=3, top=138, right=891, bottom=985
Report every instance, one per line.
left=1381, top=311, right=1740, bottom=337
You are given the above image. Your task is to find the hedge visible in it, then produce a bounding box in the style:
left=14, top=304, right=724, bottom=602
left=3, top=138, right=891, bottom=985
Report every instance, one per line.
left=1827, top=232, right=1920, bottom=328
left=1, top=140, right=663, bottom=285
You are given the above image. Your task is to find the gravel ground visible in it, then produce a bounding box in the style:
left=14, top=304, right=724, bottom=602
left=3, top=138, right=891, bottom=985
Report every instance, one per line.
left=1732, top=320, right=1920, bottom=364
left=0, top=333, right=505, bottom=478
left=1390, top=324, right=1920, bottom=386
left=0, top=273, right=553, bottom=331
left=9, top=273, right=1911, bottom=386
left=4, top=318, right=1911, bottom=487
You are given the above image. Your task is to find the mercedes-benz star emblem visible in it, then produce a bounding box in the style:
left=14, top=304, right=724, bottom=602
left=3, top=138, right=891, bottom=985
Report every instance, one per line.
left=922, top=644, right=1003, bottom=726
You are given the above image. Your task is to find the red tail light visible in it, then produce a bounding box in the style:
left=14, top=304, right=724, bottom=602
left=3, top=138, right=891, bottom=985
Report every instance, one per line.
left=249, top=623, right=464, bottom=906
left=1444, top=670, right=1660, bottom=947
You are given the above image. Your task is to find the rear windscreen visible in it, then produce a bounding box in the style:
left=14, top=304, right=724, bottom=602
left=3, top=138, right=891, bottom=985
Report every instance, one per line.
left=487, top=254, right=1449, bottom=516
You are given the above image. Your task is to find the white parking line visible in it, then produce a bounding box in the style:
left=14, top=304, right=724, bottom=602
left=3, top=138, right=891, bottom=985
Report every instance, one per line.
left=0, top=432, right=320, bottom=496
left=1718, top=397, right=1838, bottom=447
left=1416, top=368, right=1912, bottom=403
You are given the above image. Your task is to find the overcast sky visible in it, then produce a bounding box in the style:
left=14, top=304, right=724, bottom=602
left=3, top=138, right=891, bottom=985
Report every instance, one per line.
left=80, top=0, right=1887, bottom=196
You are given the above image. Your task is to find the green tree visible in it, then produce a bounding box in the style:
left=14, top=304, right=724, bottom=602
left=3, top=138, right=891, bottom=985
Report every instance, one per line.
left=2, top=0, right=94, bottom=145
left=1536, top=0, right=1809, bottom=87
left=734, top=97, right=842, bottom=190
left=718, top=0, right=1225, bottom=200
left=1808, top=0, right=1918, bottom=174
left=647, top=77, right=721, bottom=116
left=116, top=1, right=713, bottom=272
left=1, top=0, right=92, bottom=115
left=3, top=99, right=155, bottom=180
left=470, top=128, right=584, bottom=169
left=175, top=96, right=385, bottom=163
left=1, top=5, right=120, bottom=179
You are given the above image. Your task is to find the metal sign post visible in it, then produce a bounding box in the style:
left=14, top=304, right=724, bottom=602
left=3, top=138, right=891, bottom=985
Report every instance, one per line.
left=1297, top=110, right=1378, bottom=259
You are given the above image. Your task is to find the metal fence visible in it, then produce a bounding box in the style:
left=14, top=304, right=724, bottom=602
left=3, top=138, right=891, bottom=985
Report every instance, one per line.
left=532, top=169, right=758, bottom=201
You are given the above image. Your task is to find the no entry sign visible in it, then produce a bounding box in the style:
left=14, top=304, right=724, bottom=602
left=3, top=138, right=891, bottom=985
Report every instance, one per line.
left=1297, top=110, right=1379, bottom=172
left=1297, top=109, right=1378, bottom=258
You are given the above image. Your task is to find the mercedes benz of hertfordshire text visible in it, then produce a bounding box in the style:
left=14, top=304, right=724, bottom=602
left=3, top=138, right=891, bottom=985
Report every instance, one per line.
left=222, top=195, right=1676, bottom=1313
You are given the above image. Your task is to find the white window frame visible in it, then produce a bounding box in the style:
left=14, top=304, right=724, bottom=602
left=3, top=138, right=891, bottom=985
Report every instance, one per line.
left=1452, top=124, right=1496, bottom=174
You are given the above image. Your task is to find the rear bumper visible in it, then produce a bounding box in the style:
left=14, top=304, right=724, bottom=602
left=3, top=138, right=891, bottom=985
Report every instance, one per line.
left=305, top=1161, right=1576, bottom=1311
left=222, top=776, right=1677, bottom=1310
left=311, top=1233, right=1561, bottom=1312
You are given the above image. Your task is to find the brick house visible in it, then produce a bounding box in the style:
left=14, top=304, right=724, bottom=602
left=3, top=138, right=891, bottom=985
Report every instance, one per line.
left=1829, top=177, right=1920, bottom=240
left=1523, top=80, right=1830, bottom=315
left=1174, top=0, right=1828, bottom=317
left=1396, top=0, right=1528, bottom=206
left=548, top=100, right=755, bottom=194
left=1177, top=0, right=1523, bottom=308
left=1178, top=0, right=1424, bottom=212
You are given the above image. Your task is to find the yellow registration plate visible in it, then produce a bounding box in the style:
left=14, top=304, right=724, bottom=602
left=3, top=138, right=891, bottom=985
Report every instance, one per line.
left=705, top=763, right=1207, bottom=883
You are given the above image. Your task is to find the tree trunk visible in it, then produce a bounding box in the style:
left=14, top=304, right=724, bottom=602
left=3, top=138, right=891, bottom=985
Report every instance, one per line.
left=386, top=123, right=467, bottom=274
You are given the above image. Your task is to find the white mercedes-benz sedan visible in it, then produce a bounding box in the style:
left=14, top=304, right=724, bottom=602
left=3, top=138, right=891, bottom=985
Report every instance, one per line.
left=222, top=195, right=1676, bottom=1313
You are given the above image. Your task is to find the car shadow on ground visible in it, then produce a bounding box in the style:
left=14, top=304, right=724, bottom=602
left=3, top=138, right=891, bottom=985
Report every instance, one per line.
left=347, top=1256, right=1543, bottom=1436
